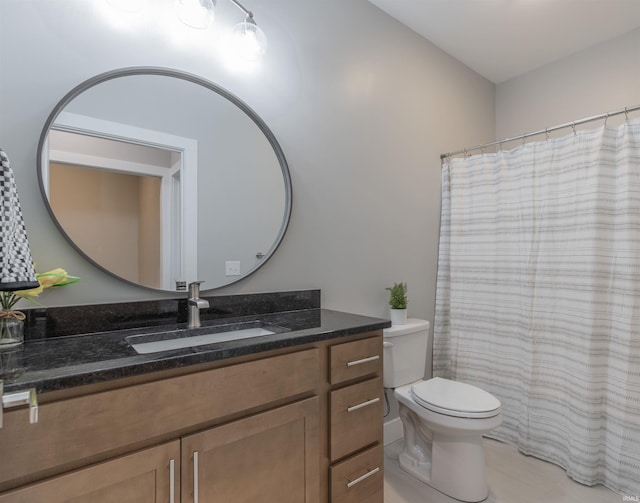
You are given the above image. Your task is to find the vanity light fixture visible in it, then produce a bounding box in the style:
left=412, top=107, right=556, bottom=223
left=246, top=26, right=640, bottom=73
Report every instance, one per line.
left=228, top=0, right=268, bottom=60
left=107, top=0, right=268, bottom=60
left=174, top=0, right=267, bottom=59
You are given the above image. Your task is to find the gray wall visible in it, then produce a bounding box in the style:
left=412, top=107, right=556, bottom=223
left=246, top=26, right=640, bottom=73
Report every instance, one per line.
left=0, top=0, right=495, bottom=333
left=496, top=28, right=640, bottom=139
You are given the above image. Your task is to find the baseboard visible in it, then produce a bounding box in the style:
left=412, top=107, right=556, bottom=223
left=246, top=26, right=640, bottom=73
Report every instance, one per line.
left=384, top=417, right=403, bottom=445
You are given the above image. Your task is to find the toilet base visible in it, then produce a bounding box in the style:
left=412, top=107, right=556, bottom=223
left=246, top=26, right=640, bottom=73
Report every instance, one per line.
left=398, top=432, right=489, bottom=502
left=395, top=389, right=500, bottom=503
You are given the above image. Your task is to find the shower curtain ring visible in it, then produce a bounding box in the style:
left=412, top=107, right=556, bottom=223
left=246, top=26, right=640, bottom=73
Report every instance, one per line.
left=572, top=122, right=577, bottom=135
left=625, top=107, right=630, bottom=121
left=545, top=128, right=549, bottom=141
left=604, top=112, right=610, bottom=126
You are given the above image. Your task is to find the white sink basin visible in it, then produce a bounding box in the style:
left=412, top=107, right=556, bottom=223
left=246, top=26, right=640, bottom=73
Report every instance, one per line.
left=126, top=322, right=282, bottom=354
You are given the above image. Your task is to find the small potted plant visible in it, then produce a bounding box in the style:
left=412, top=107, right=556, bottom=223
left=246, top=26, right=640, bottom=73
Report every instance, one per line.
left=386, top=282, right=408, bottom=326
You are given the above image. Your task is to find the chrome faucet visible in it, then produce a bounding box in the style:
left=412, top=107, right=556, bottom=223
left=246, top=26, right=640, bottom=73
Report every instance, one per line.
left=187, top=281, right=210, bottom=329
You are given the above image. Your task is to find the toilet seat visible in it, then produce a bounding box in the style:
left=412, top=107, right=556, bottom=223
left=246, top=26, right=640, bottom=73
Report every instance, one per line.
left=411, top=377, right=501, bottom=419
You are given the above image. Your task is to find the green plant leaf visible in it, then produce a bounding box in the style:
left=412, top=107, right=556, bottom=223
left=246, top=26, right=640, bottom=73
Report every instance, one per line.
left=386, top=282, right=408, bottom=309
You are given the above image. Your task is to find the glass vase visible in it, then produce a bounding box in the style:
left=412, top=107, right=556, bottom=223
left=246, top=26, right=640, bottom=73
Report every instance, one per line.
left=0, top=344, right=25, bottom=381
left=0, top=313, right=24, bottom=348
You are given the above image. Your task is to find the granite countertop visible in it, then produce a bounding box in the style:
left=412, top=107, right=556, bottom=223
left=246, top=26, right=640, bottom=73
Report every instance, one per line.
left=1, top=308, right=390, bottom=395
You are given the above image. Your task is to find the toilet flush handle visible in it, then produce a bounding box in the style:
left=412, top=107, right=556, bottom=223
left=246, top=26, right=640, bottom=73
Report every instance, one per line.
left=383, top=341, right=393, bottom=347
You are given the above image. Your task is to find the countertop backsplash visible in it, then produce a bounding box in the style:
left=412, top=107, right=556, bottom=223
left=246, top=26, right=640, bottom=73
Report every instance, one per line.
left=22, top=290, right=321, bottom=341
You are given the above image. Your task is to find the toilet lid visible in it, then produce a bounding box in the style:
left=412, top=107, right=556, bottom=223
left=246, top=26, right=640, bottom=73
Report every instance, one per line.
left=411, top=377, right=501, bottom=419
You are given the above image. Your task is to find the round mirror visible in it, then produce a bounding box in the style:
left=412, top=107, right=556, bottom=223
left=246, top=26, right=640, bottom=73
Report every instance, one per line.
left=37, top=67, right=292, bottom=292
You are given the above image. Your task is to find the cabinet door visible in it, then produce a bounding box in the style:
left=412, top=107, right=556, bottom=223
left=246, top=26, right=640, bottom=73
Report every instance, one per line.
left=0, top=440, right=179, bottom=503
left=182, top=397, right=319, bottom=503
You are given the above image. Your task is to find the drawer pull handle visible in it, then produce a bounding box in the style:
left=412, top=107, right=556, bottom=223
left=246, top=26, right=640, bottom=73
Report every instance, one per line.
left=347, top=397, right=380, bottom=413
left=346, top=355, right=379, bottom=367
left=0, top=382, right=38, bottom=429
left=346, top=466, right=380, bottom=488
left=193, top=451, right=199, bottom=503
left=169, top=458, right=175, bottom=503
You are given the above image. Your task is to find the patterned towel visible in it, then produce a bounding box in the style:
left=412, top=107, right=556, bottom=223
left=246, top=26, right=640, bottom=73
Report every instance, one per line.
left=0, top=148, right=39, bottom=291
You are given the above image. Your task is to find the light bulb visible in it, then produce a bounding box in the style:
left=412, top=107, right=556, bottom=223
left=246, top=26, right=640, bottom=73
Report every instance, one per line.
left=175, top=0, right=215, bottom=29
left=230, top=17, right=267, bottom=61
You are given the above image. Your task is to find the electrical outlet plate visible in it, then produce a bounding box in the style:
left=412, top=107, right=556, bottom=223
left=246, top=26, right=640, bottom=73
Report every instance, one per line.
left=225, top=261, right=241, bottom=276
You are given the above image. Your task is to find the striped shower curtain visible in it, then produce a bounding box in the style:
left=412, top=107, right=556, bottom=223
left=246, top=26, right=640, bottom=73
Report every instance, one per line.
left=433, top=118, right=640, bottom=495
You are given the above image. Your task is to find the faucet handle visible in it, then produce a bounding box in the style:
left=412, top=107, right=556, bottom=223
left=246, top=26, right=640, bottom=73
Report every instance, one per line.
left=188, top=281, right=204, bottom=298
left=187, top=281, right=209, bottom=329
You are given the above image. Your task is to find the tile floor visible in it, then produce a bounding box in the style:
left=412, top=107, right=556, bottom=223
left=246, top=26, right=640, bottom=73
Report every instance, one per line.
left=384, top=438, right=624, bottom=503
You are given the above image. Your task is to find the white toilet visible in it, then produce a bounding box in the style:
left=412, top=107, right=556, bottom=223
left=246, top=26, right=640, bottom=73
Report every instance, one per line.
left=383, top=319, right=502, bottom=502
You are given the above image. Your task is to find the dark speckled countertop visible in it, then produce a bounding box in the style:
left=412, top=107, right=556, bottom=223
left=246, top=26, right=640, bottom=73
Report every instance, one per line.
left=0, top=290, right=390, bottom=394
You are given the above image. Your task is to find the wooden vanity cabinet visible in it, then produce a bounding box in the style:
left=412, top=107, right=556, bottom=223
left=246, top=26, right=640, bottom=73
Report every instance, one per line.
left=0, top=330, right=384, bottom=503
left=0, top=398, right=320, bottom=503
left=0, top=348, right=319, bottom=503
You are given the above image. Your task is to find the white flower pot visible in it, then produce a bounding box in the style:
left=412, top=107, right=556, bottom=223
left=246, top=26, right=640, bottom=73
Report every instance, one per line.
left=390, top=308, right=408, bottom=326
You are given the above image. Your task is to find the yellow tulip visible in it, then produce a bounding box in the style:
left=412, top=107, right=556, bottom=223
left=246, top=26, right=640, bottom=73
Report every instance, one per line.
left=14, top=284, right=44, bottom=299
left=37, top=268, right=75, bottom=289
left=8, top=268, right=79, bottom=306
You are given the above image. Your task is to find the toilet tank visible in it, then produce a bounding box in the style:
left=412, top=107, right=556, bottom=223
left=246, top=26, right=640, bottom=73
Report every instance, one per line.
left=383, top=319, right=430, bottom=388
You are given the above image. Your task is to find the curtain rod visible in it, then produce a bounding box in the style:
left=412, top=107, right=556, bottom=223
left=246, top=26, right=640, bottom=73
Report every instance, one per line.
left=440, top=104, right=640, bottom=160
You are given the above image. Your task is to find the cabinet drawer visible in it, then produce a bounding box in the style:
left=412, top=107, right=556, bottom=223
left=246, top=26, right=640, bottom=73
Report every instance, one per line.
left=330, top=377, right=383, bottom=462
left=329, top=336, right=382, bottom=385
left=330, top=444, right=383, bottom=503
